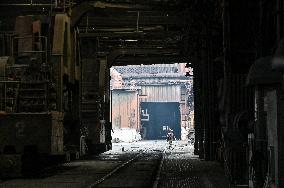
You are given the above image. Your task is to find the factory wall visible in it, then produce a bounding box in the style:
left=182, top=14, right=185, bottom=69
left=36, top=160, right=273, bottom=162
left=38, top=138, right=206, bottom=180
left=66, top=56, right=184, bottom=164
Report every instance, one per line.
left=140, top=85, right=181, bottom=103
left=111, top=90, right=139, bottom=130
left=139, top=84, right=190, bottom=138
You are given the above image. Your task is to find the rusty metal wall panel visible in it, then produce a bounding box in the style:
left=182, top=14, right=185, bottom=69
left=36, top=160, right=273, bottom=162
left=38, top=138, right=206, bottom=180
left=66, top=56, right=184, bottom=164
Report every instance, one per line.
left=140, top=85, right=181, bottom=102
left=112, top=90, right=139, bottom=130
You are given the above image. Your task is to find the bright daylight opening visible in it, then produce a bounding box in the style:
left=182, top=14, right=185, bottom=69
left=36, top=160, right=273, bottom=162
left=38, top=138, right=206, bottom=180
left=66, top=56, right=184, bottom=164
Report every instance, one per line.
left=109, top=63, right=194, bottom=147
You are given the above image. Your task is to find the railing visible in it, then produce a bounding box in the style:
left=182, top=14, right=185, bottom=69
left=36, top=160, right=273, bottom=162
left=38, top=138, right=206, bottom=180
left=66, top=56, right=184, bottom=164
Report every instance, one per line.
left=56, top=0, right=74, bottom=11
left=0, top=33, right=13, bottom=56
left=0, top=80, right=20, bottom=112
left=11, top=36, right=48, bottom=65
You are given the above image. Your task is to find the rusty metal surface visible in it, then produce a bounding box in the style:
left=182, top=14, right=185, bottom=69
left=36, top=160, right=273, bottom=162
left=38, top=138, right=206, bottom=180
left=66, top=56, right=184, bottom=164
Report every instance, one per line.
left=111, top=90, right=139, bottom=129
left=140, top=85, right=181, bottom=103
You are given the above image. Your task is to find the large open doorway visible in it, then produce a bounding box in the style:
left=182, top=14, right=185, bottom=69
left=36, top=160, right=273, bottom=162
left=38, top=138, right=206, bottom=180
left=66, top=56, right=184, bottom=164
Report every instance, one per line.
left=110, top=63, right=194, bottom=143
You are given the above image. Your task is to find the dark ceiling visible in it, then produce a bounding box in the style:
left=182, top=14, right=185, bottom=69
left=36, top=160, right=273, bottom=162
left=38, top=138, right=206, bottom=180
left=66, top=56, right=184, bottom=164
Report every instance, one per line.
left=0, top=0, right=221, bottom=65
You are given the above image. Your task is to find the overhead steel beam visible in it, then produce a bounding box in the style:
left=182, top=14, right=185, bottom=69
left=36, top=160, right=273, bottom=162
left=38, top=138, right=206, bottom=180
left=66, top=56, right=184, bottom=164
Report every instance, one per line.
left=71, top=1, right=93, bottom=27
left=78, top=14, right=185, bottom=27
left=71, top=1, right=151, bottom=27
left=89, top=1, right=150, bottom=9
left=0, top=3, right=55, bottom=6
left=79, top=31, right=182, bottom=39
left=107, top=48, right=181, bottom=67
left=114, top=55, right=187, bottom=66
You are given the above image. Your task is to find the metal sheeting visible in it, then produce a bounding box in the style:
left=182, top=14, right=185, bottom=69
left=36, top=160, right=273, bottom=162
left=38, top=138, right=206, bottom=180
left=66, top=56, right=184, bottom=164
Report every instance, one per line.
left=114, top=63, right=181, bottom=75
left=140, top=85, right=181, bottom=102
left=111, top=90, right=139, bottom=130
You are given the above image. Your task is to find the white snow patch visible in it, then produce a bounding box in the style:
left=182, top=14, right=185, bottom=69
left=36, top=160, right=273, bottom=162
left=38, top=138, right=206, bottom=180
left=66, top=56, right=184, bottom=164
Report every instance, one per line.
left=181, top=127, right=188, bottom=140
left=105, top=140, right=195, bottom=155
left=112, top=128, right=142, bottom=143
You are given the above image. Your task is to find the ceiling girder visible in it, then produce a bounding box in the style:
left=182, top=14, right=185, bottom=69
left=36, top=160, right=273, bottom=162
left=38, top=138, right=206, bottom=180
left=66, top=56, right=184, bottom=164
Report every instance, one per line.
left=107, top=48, right=181, bottom=66
left=114, top=55, right=187, bottom=66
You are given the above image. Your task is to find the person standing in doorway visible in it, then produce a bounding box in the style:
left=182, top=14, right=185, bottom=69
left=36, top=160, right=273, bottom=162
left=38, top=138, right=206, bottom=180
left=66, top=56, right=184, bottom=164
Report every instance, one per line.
left=167, top=128, right=175, bottom=149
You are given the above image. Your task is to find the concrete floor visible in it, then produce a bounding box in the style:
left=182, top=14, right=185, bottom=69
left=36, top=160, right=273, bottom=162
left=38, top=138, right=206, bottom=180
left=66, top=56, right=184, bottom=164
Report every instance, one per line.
left=0, top=140, right=230, bottom=188
left=159, top=150, right=230, bottom=188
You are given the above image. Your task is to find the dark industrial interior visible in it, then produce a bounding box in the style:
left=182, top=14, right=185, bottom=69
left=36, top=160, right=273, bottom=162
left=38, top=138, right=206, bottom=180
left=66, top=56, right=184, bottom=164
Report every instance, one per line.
left=0, top=0, right=283, bottom=187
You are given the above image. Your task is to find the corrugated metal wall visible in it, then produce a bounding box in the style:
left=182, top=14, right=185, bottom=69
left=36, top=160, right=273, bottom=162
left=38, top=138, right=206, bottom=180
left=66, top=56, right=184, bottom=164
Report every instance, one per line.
left=111, top=90, right=139, bottom=130
left=140, top=85, right=181, bottom=102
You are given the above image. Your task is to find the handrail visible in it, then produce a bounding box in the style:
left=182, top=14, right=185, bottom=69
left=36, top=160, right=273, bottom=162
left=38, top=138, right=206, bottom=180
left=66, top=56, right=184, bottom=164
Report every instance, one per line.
left=12, top=36, right=48, bottom=65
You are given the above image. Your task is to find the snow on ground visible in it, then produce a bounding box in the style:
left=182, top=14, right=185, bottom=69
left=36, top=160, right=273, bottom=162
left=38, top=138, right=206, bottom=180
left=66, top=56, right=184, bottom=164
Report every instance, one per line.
left=111, top=128, right=142, bottom=143
left=105, top=140, right=195, bottom=156
left=181, top=127, right=188, bottom=140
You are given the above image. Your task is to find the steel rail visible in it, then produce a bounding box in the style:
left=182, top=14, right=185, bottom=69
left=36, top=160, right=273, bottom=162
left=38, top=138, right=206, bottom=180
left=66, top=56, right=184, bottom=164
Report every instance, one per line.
left=153, top=149, right=166, bottom=188
left=86, top=153, right=141, bottom=188
left=86, top=148, right=165, bottom=188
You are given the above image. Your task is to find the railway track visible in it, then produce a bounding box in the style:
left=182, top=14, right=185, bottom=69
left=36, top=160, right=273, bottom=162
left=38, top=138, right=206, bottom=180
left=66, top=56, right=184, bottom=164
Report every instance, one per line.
left=87, top=149, right=165, bottom=188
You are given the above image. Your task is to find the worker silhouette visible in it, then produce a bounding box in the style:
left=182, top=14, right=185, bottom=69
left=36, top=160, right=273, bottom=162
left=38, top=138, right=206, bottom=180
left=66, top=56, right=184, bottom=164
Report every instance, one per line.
left=166, top=128, right=175, bottom=149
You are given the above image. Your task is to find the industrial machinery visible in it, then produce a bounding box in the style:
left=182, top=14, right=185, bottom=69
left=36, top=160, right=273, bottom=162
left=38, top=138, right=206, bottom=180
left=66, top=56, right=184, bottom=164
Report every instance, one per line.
left=0, top=11, right=111, bottom=178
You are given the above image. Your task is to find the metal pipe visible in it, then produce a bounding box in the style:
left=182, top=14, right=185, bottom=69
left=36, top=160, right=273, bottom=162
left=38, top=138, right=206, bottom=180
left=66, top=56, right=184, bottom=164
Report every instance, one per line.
left=0, top=81, right=20, bottom=83
left=4, top=64, right=6, bottom=111
left=79, top=135, right=86, bottom=156
left=223, top=0, right=231, bottom=127
left=1, top=35, right=4, bottom=55
left=0, top=4, right=56, bottom=6
left=85, top=16, right=89, bottom=33
left=136, top=11, right=140, bottom=32
left=277, top=0, right=284, bottom=40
